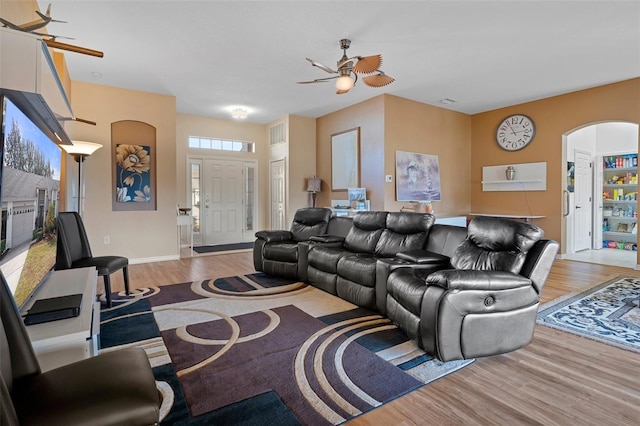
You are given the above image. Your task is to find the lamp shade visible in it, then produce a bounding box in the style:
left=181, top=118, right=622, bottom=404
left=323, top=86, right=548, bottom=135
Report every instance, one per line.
left=306, top=177, right=321, bottom=193
left=61, top=140, right=103, bottom=157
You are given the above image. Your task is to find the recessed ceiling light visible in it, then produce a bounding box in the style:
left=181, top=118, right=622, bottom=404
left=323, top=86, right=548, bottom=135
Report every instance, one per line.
left=91, top=71, right=103, bottom=78
left=440, top=98, right=458, bottom=105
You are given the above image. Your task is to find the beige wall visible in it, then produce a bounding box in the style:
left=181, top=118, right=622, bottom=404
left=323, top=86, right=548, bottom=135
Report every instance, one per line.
left=263, top=115, right=317, bottom=226
left=315, top=94, right=471, bottom=217
left=384, top=95, right=471, bottom=216
left=67, top=81, right=177, bottom=262
left=287, top=115, right=317, bottom=223
left=316, top=96, right=385, bottom=209
left=176, top=113, right=267, bottom=231
left=470, top=78, right=640, bottom=251
left=1, top=0, right=38, bottom=26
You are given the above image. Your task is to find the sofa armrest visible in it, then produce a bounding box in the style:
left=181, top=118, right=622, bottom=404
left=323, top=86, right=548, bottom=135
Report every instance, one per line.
left=255, top=230, right=293, bottom=243
left=396, top=249, right=451, bottom=265
left=375, top=253, right=451, bottom=315
left=425, top=269, right=532, bottom=291
left=310, top=234, right=345, bottom=244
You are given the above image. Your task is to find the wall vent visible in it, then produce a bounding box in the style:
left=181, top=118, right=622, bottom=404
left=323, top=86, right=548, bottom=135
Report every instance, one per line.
left=269, top=122, right=286, bottom=145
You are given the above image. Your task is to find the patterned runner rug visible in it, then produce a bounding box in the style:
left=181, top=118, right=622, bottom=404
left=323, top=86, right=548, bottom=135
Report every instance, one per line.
left=100, top=273, right=473, bottom=425
left=537, top=276, right=640, bottom=353
left=193, top=242, right=253, bottom=254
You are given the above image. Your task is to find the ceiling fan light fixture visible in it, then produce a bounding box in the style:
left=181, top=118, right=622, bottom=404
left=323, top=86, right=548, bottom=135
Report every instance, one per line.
left=231, top=108, right=248, bottom=120
left=335, top=75, right=354, bottom=91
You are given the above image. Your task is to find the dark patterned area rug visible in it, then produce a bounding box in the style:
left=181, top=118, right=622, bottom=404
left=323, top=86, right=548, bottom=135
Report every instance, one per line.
left=537, top=276, right=640, bottom=353
left=193, top=242, right=253, bottom=254
left=100, top=273, right=473, bottom=425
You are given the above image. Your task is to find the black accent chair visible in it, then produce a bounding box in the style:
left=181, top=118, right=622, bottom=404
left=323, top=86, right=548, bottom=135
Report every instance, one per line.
left=55, top=212, right=130, bottom=308
left=0, top=272, right=160, bottom=426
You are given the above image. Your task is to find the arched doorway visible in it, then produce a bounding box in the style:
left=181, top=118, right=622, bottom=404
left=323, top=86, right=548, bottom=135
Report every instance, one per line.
left=562, top=121, right=639, bottom=269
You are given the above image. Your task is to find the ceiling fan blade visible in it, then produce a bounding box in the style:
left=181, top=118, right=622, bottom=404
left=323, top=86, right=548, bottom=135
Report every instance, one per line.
left=336, top=88, right=351, bottom=95
left=297, top=76, right=339, bottom=84
left=353, top=55, right=382, bottom=74
left=306, top=57, right=336, bottom=74
left=363, top=72, right=395, bottom=88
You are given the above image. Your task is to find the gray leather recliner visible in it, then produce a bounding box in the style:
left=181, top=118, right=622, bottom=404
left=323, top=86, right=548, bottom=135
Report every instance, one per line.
left=0, top=272, right=160, bottom=426
left=386, top=216, right=559, bottom=362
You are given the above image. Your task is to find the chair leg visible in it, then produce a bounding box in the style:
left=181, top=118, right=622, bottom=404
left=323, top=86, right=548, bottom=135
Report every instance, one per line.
left=123, top=266, right=130, bottom=295
left=103, top=275, right=112, bottom=308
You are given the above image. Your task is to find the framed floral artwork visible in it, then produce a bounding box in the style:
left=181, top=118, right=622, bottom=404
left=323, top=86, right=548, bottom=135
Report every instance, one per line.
left=111, top=120, right=157, bottom=211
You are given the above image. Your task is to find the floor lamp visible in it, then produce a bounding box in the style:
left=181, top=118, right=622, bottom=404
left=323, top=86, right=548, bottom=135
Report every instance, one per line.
left=306, top=176, right=322, bottom=208
left=60, top=141, right=103, bottom=217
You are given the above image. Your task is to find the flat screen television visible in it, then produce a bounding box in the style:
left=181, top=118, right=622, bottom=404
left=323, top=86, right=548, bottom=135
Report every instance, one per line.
left=0, top=94, right=62, bottom=312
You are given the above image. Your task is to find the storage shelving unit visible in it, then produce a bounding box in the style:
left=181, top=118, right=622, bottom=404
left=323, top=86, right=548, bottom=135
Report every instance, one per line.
left=602, top=154, right=638, bottom=250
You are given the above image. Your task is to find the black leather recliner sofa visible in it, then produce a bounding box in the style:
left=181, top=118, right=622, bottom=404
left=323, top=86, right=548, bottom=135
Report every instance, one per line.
left=305, top=211, right=440, bottom=311
left=253, top=207, right=333, bottom=280
left=386, top=216, right=559, bottom=361
left=253, top=211, right=558, bottom=362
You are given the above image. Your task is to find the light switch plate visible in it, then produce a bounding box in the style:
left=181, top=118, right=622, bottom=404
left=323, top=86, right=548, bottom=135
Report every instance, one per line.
left=385, top=175, right=393, bottom=182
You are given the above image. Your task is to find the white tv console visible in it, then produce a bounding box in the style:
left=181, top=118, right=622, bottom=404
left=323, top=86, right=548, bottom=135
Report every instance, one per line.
left=21, top=267, right=99, bottom=372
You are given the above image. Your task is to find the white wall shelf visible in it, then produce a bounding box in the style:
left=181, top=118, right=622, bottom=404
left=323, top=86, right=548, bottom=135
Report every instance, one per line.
left=482, top=162, right=547, bottom=191
left=481, top=179, right=542, bottom=184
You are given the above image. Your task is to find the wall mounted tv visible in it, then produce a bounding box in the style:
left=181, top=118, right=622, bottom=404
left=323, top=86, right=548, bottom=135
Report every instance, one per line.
left=0, top=94, right=62, bottom=312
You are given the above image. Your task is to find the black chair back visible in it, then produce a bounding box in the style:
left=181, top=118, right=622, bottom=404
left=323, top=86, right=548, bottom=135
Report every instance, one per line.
left=56, top=212, right=93, bottom=270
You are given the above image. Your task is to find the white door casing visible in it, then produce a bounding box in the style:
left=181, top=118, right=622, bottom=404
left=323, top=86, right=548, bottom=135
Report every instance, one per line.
left=270, top=159, right=285, bottom=230
left=593, top=155, right=604, bottom=249
left=574, top=150, right=593, bottom=251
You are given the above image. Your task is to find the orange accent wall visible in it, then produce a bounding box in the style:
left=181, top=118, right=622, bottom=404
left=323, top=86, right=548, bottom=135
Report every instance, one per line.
left=471, top=78, right=640, bottom=251
left=384, top=95, right=471, bottom=216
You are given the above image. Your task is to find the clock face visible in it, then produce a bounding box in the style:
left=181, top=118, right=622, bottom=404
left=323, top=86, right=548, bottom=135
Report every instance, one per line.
left=496, top=114, right=536, bottom=151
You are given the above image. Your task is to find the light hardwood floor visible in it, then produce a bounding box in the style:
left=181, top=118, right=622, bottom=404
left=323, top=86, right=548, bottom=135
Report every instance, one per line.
left=107, top=251, right=640, bottom=425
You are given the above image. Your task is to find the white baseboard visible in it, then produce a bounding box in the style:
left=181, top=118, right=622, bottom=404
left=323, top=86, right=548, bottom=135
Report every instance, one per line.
left=129, top=255, right=179, bottom=265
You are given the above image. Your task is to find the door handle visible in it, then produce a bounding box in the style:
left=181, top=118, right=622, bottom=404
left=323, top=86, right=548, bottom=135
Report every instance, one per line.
left=576, top=206, right=582, bottom=209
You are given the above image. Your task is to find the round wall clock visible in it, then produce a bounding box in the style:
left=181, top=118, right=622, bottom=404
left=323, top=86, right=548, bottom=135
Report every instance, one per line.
left=496, top=114, right=536, bottom=151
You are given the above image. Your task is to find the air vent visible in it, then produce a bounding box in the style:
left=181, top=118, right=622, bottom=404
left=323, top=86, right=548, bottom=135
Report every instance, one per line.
left=269, top=122, right=285, bottom=145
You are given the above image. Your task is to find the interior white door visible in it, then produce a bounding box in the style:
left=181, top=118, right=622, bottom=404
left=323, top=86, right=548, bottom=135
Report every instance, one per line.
left=270, top=159, right=285, bottom=230
left=593, top=155, right=604, bottom=248
left=202, top=159, right=244, bottom=245
left=574, top=150, right=593, bottom=251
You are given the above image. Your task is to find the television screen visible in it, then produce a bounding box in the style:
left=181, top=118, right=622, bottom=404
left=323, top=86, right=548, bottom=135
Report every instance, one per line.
left=0, top=94, right=62, bottom=311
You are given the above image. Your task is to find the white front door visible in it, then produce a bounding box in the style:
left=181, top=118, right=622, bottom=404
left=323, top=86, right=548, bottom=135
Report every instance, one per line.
left=202, top=159, right=244, bottom=245
left=574, top=150, right=593, bottom=251
left=270, top=159, right=285, bottom=230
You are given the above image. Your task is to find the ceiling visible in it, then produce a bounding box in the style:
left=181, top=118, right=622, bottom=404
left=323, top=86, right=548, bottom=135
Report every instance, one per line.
left=34, top=1, right=640, bottom=124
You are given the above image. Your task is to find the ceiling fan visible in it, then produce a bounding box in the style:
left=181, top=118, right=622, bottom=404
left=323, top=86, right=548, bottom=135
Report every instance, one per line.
left=297, top=39, right=395, bottom=94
